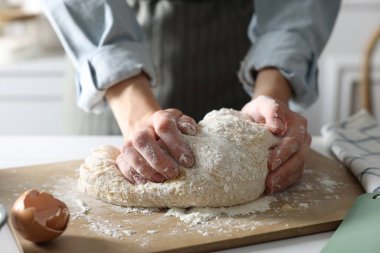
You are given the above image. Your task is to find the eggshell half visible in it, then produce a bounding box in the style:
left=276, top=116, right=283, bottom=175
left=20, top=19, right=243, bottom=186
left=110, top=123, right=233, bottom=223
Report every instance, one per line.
left=11, top=189, right=70, bottom=243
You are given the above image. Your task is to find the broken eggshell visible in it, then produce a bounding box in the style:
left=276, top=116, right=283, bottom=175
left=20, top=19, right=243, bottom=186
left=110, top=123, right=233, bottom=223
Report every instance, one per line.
left=11, top=189, right=69, bottom=243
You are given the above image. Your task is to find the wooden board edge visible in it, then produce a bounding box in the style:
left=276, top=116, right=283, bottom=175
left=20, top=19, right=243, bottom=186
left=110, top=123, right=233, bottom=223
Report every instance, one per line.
left=159, top=220, right=342, bottom=253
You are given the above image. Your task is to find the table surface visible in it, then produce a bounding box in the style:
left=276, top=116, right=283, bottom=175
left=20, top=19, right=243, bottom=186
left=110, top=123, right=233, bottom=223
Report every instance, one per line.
left=0, top=135, right=335, bottom=253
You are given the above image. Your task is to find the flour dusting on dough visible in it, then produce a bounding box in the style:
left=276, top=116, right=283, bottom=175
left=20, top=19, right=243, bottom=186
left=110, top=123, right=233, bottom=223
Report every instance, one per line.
left=78, top=108, right=279, bottom=208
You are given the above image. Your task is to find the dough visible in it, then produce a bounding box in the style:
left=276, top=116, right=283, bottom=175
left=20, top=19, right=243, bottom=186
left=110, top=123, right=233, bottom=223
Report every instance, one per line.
left=78, top=108, right=279, bottom=208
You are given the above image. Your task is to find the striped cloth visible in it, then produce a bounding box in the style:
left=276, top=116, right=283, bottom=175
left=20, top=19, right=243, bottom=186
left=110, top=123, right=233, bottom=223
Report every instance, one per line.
left=322, top=110, right=380, bottom=193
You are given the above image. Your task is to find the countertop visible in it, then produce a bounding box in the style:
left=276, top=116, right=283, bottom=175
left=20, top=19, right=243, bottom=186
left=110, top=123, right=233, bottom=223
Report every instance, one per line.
left=0, top=135, right=335, bottom=253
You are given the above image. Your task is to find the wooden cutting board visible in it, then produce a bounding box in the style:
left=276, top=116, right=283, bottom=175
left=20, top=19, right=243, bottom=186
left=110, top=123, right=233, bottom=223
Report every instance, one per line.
left=0, top=150, right=364, bottom=253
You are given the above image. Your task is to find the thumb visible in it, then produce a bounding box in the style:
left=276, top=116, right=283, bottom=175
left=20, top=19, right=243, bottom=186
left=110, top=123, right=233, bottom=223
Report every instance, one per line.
left=258, top=96, right=286, bottom=135
left=267, top=115, right=285, bottom=135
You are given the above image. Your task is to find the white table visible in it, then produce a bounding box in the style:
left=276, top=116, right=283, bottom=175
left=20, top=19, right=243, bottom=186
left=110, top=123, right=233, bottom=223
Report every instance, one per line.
left=0, top=135, right=334, bottom=253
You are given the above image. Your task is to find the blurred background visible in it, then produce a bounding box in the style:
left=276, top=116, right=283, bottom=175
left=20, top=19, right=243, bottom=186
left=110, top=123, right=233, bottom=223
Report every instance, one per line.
left=0, top=0, right=379, bottom=136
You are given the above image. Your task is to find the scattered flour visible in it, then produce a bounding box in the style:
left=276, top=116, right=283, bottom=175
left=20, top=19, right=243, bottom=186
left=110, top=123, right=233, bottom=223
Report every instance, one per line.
left=122, top=230, right=137, bottom=236
left=165, top=196, right=276, bottom=225
left=75, top=199, right=91, bottom=214
left=45, top=156, right=344, bottom=242
left=318, top=174, right=339, bottom=193
left=111, top=205, right=160, bottom=215
left=298, top=203, right=309, bottom=209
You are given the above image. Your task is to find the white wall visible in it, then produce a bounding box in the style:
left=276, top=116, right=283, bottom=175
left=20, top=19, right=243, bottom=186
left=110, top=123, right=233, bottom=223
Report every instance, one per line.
left=304, top=0, right=380, bottom=135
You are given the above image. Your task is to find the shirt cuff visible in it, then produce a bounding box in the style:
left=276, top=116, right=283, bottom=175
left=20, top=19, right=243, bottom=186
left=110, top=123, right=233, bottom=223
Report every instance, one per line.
left=77, top=42, right=156, bottom=113
left=238, top=30, right=318, bottom=111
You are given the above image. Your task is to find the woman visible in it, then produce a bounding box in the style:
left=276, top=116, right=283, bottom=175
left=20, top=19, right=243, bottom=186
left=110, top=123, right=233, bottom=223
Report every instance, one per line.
left=43, top=0, right=340, bottom=193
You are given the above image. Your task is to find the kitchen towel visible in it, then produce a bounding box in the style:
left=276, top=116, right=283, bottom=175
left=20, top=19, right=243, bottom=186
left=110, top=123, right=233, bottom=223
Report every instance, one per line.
left=321, top=110, right=380, bottom=193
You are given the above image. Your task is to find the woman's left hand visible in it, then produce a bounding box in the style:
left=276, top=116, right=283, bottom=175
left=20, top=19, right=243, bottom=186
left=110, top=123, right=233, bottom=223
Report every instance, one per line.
left=242, top=95, right=311, bottom=194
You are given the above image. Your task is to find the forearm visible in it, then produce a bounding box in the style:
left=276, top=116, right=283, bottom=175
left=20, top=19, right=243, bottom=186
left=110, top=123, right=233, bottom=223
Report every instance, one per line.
left=106, top=73, right=161, bottom=138
left=253, top=68, right=292, bottom=105
left=43, top=0, right=156, bottom=113
left=240, top=0, right=340, bottom=109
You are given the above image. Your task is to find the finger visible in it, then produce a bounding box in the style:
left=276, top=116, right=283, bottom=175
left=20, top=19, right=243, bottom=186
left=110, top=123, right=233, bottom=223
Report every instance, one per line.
left=244, top=96, right=286, bottom=135
left=132, top=127, right=180, bottom=179
left=266, top=148, right=307, bottom=193
left=176, top=115, right=197, bottom=136
left=268, top=137, right=300, bottom=171
left=153, top=111, right=195, bottom=168
left=269, top=118, right=308, bottom=171
left=165, top=108, right=197, bottom=135
left=256, top=96, right=286, bottom=135
left=267, top=167, right=304, bottom=194
left=123, top=142, right=167, bottom=183
left=116, top=154, right=144, bottom=184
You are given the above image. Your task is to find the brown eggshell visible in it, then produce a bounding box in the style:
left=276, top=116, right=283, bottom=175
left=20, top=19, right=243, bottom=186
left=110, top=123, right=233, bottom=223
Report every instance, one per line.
left=11, top=189, right=70, bottom=243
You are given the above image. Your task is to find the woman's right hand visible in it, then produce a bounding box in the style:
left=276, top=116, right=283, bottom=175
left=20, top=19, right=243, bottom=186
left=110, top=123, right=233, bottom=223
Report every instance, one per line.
left=106, top=73, right=196, bottom=184
left=115, top=108, right=196, bottom=184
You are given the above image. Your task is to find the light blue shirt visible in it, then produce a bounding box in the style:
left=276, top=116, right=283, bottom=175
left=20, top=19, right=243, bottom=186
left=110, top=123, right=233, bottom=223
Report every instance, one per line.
left=43, top=0, right=340, bottom=113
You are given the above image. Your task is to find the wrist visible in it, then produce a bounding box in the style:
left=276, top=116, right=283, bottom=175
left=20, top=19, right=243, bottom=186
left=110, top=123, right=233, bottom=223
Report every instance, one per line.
left=106, top=72, right=161, bottom=138
left=253, top=68, right=292, bottom=105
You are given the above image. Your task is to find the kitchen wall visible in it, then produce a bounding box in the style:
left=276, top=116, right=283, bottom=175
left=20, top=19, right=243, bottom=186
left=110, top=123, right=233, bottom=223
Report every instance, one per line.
left=303, top=0, right=380, bottom=134
left=0, top=0, right=379, bottom=135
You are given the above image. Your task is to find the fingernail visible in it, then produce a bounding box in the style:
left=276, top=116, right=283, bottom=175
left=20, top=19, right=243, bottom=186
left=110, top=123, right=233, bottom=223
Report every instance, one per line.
left=151, top=172, right=166, bottom=183
left=272, top=118, right=284, bottom=131
left=180, top=153, right=194, bottom=167
left=179, top=122, right=196, bottom=136
left=133, top=175, right=147, bottom=185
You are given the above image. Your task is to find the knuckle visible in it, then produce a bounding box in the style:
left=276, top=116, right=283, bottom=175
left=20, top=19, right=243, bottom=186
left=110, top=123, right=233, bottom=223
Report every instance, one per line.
left=152, top=110, right=165, bottom=118
left=132, top=130, right=150, bottom=148
left=121, top=141, right=133, bottom=153
left=156, top=117, right=175, bottom=135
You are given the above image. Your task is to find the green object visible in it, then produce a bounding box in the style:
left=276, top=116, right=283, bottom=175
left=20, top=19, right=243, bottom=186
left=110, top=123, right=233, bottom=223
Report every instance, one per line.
left=321, top=193, right=380, bottom=253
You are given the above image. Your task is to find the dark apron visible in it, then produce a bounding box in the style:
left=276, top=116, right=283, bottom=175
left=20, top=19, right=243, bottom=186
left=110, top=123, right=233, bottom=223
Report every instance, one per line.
left=131, top=0, right=253, bottom=121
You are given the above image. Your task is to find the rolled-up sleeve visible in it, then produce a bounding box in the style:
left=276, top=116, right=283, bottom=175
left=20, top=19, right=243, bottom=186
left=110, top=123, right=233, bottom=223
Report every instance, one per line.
left=239, top=0, right=340, bottom=110
left=43, top=0, right=156, bottom=113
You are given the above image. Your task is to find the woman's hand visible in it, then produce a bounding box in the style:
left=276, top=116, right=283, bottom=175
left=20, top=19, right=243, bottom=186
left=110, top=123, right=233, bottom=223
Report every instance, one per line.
left=243, top=68, right=311, bottom=194
left=106, top=73, right=196, bottom=184
left=242, top=95, right=311, bottom=194
left=116, top=108, right=196, bottom=184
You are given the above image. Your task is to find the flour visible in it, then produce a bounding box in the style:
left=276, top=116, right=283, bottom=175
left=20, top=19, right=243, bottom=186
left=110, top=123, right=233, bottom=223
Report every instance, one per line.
left=75, top=199, right=90, bottom=214
left=165, top=196, right=276, bottom=225
left=319, top=175, right=338, bottom=188
left=111, top=205, right=160, bottom=215
left=79, top=108, right=279, bottom=208
left=122, top=230, right=137, bottom=236
left=43, top=161, right=345, bottom=244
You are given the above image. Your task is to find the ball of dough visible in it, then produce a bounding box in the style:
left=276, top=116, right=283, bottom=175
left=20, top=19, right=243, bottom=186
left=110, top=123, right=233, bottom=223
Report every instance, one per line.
left=78, top=108, right=279, bottom=207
